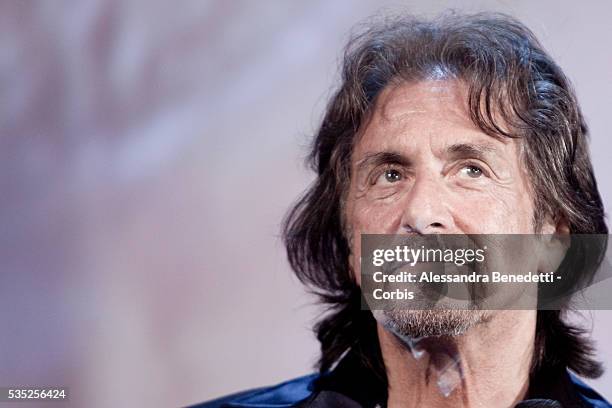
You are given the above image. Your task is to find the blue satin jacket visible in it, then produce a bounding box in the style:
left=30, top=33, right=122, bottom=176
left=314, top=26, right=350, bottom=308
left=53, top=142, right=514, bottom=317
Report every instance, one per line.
left=194, top=349, right=611, bottom=408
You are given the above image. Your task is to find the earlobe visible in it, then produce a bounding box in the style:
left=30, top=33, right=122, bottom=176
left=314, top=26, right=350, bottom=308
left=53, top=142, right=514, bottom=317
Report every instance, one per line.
left=349, top=254, right=362, bottom=286
left=538, top=234, right=570, bottom=273
left=554, top=214, right=570, bottom=236
left=540, top=213, right=570, bottom=236
left=537, top=215, right=570, bottom=273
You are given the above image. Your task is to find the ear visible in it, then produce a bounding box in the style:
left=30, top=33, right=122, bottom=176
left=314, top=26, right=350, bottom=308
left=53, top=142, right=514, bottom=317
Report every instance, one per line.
left=345, top=230, right=361, bottom=285
left=537, top=215, right=570, bottom=273
left=348, top=247, right=361, bottom=286
left=539, top=213, right=570, bottom=235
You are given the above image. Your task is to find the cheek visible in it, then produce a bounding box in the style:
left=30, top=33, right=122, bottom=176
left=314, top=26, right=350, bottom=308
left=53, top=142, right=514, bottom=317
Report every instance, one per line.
left=352, top=200, right=402, bottom=233
left=453, top=186, right=535, bottom=234
left=346, top=194, right=405, bottom=286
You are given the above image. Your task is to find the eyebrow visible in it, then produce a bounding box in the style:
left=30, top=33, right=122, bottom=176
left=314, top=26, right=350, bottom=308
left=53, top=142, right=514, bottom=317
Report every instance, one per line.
left=446, top=142, right=499, bottom=161
left=355, top=151, right=411, bottom=174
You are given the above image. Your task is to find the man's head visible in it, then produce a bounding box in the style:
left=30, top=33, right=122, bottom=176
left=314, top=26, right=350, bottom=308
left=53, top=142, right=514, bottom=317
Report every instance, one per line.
left=346, top=79, right=542, bottom=337
left=283, top=12, right=607, bottom=376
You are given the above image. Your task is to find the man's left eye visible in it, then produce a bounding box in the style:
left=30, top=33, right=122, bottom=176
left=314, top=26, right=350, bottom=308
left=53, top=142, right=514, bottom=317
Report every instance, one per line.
left=383, top=169, right=402, bottom=183
left=460, top=165, right=483, bottom=178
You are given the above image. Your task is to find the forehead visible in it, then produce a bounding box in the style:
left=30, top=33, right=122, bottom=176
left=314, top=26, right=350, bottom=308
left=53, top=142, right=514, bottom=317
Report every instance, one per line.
left=376, top=80, right=467, bottom=124
left=354, top=80, right=513, bottom=155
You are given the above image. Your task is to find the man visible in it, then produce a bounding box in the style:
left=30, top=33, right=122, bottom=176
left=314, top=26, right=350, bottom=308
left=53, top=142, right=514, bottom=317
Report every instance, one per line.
left=198, top=12, right=610, bottom=407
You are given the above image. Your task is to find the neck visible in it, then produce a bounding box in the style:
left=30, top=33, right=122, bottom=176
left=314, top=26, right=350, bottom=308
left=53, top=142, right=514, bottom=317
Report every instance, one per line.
left=378, top=310, right=536, bottom=408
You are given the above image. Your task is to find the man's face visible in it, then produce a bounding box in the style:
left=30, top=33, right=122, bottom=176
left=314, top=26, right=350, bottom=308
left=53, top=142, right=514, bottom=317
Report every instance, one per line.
left=345, top=80, right=538, bottom=337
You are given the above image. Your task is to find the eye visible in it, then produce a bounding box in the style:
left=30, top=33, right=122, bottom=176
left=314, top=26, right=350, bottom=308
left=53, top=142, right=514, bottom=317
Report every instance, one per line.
left=382, top=168, right=402, bottom=183
left=460, top=165, right=484, bottom=178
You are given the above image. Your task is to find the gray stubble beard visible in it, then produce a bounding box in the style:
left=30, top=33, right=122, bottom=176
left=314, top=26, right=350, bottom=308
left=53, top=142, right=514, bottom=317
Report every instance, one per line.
left=377, top=308, right=491, bottom=339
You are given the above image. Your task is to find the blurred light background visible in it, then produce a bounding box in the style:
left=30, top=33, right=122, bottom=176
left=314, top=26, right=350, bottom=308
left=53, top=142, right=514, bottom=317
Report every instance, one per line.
left=0, top=1, right=610, bottom=407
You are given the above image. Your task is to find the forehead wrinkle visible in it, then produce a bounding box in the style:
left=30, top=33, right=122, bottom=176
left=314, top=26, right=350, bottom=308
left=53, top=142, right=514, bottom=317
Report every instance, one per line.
left=374, top=83, right=468, bottom=131
left=376, top=92, right=428, bottom=125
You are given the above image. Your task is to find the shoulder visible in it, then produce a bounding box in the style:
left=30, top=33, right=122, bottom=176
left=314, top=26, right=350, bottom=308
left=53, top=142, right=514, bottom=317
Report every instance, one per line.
left=570, top=373, right=612, bottom=408
left=190, top=373, right=319, bottom=408
left=189, top=370, right=611, bottom=408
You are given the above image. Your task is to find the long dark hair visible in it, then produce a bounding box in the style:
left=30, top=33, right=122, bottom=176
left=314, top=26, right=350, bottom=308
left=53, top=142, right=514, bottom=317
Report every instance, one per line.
left=283, top=12, right=608, bottom=382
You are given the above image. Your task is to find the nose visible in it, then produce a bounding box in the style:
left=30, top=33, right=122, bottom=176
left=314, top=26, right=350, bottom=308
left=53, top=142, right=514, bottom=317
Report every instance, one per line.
left=400, top=174, right=453, bottom=234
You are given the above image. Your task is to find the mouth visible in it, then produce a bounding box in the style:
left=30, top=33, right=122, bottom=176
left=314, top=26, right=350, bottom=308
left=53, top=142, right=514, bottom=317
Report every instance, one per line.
left=379, top=261, right=484, bottom=307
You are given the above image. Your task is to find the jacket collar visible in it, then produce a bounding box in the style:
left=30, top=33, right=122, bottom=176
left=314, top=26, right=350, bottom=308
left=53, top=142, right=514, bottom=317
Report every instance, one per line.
left=311, top=347, right=609, bottom=407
